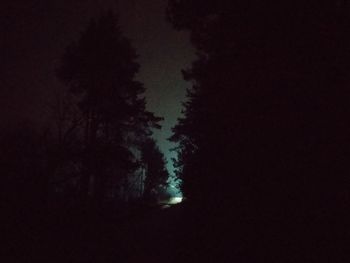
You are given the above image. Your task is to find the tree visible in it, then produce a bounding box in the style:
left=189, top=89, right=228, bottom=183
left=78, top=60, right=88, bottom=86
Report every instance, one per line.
left=140, top=138, right=169, bottom=202
left=168, top=1, right=350, bottom=215
left=45, top=87, right=84, bottom=198
left=56, top=10, right=162, bottom=204
left=0, top=123, right=49, bottom=214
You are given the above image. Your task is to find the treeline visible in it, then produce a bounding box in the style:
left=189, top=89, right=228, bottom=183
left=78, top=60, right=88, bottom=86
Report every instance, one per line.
left=1, top=11, right=169, bottom=215
left=168, top=1, right=350, bottom=217
left=164, top=2, right=350, bottom=261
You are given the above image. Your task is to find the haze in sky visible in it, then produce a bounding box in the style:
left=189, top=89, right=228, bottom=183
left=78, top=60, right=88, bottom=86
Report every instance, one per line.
left=1, top=0, right=195, bottom=176
left=118, top=0, right=195, bottom=176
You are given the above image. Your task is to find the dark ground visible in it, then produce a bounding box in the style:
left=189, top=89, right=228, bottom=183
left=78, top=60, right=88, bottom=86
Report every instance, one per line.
left=3, top=201, right=349, bottom=262
left=4, top=202, right=185, bottom=262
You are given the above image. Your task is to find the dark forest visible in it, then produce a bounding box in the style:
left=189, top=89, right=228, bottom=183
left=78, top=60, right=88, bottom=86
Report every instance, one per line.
left=2, top=1, right=350, bottom=262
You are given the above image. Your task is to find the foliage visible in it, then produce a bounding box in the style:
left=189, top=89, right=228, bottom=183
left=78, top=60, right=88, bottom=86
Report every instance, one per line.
left=168, top=1, right=350, bottom=213
left=140, top=138, right=169, bottom=201
left=56, top=10, right=162, bottom=203
left=0, top=124, right=49, bottom=213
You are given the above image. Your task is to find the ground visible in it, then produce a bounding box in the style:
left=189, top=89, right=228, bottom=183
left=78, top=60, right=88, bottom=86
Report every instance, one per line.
left=4, top=201, right=348, bottom=262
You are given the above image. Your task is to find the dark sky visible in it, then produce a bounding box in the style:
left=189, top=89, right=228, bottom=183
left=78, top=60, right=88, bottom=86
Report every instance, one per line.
left=1, top=0, right=194, bottom=174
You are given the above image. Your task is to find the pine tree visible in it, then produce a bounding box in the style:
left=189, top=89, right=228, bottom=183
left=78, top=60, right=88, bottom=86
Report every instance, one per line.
left=57, top=10, right=162, bottom=204
left=168, top=1, right=350, bottom=213
left=140, top=138, right=169, bottom=202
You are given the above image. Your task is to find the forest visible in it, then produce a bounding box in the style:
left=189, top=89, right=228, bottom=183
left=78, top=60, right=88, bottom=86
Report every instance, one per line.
left=3, top=1, right=350, bottom=262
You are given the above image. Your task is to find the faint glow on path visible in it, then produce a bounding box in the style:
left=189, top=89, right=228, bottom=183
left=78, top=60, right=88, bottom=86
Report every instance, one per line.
left=168, top=197, right=183, bottom=205
left=159, top=196, right=183, bottom=209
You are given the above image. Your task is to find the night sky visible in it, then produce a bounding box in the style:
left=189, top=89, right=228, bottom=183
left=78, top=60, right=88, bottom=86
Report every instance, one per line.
left=1, top=0, right=195, bottom=175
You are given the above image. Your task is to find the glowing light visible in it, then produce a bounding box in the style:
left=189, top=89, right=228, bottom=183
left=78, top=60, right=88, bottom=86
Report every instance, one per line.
left=168, top=196, right=183, bottom=205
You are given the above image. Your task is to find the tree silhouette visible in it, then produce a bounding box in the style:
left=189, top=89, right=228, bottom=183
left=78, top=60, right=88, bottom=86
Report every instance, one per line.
left=168, top=1, right=350, bottom=215
left=0, top=123, right=49, bottom=215
left=57, top=10, right=162, bottom=205
left=166, top=2, right=350, bottom=261
left=140, top=138, right=169, bottom=202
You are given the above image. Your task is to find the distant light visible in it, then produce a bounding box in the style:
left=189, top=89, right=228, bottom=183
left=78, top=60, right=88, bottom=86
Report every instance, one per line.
left=168, top=196, right=183, bottom=205
left=161, top=204, right=171, bottom=209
